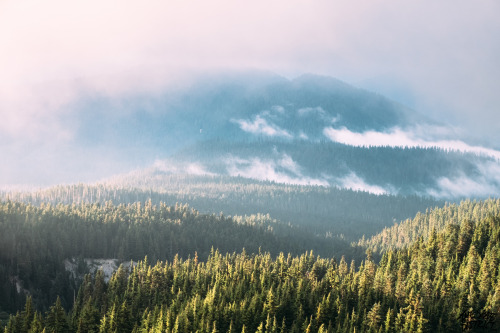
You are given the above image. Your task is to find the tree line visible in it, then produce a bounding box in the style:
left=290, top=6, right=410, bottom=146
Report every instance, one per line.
left=0, top=200, right=361, bottom=315
left=4, top=210, right=500, bottom=332
left=1, top=176, right=442, bottom=240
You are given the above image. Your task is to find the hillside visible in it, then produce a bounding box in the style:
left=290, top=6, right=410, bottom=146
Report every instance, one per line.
left=359, top=199, right=500, bottom=253
left=71, top=72, right=415, bottom=153
left=2, top=178, right=442, bottom=240
left=2, top=71, right=500, bottom=331
left=0, top=200, right=362, bottom=314
left=4, top=207, right=500, bottom=332
left=69, top=71, right=500, bottom=199
left=167, top=140, right=494, bottom=198
left=3, top=71, right=499, bottom=199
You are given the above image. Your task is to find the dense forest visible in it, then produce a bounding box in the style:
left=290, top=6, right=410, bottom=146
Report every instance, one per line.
left=3, top=207, right=500, bottom=332
left=0, top=200, right=363, bottom=316
left=1, top=177, right=442, bottom=240
left=360, top=199, right=500, bottom=253
left=168, top=140, right=492, bottom=198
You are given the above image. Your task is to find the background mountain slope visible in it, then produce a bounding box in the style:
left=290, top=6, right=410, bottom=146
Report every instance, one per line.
left=2, top=179, right=442, bottom=240
left=4, top=70, right=499, bottom=199
left=66, top=71, right=499, bottom=199
left=72, top=71, right=415, bottom=152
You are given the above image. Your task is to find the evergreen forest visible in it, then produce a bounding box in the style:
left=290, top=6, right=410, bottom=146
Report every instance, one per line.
left=1, top=195, right=500, bottom=332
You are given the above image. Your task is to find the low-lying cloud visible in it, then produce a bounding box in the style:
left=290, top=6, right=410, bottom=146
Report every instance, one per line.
left=233, top=115, right=292, bottom=138
left=428, top=160, right=500, bottom=198
left=324, top=126, right=500, bottom=159
left=225, top=154, right=328, bottom=186
left=151, top=160, right=215, bottom=177
left=324, top=125, right=500, bottom=198
left=2, top=0, right=500, bottom=147
left=335, top=172, right=390, bottom=195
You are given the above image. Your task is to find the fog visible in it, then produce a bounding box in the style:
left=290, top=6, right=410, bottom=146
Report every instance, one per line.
left=1, top=0, right=499, bottom=187
left=2, top=0, right=499, bottom=140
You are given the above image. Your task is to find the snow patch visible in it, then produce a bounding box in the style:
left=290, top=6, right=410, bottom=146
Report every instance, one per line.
left=64, top=258, right=136, bottom=282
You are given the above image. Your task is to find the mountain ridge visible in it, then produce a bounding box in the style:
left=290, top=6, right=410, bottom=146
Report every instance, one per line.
left=3, top=70, right=499, bottom=199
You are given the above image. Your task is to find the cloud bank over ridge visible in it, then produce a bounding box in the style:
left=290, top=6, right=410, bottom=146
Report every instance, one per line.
left=225, top=154, right=329, bottom=187
left=324, top=126, right=500, bottom=160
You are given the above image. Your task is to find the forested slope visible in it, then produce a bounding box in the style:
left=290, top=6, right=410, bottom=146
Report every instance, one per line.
left=2, top=177, right=442, bottom=240
left=359, top=199, right=500, bottom=253
left=170, top=140, right=490, bottom=198
left=0, top=200, right=360, bottom=314
left=5, top=211, right=500, bottom=332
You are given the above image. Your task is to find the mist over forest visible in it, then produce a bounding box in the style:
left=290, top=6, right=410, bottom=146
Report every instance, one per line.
left=2, top=1, right=500, bottom=332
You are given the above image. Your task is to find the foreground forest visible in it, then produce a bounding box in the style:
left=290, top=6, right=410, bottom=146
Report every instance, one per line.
left=0, top=200, right=362, bottom=314
left=1, top=198, right=500, bottom=332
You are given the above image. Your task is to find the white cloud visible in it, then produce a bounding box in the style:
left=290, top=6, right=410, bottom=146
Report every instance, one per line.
left=428, top=160, right=500, bottom=198
left=151, top=160, right=215, bottom=176
left=277, top=154, right=301, bottom=175
left=261, top=105, right=286, bottom=120
left=323, top=126, right=500, bottom=160
left=233, top=115, right=292, bottom=138
left=186, top=163, right=216, bottom=176
left=335, top=172, right=390, bottom=195
left=429, top=176, right=497, bottom=199
left=151, top=160, right=178, bottom=173
left=225, top=154, right=328, bottom=186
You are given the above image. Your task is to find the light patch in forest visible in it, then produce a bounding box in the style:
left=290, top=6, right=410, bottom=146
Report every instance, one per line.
left=297, top=106, right=339, bottom=124
left=232, top=115, right=292, bottom=138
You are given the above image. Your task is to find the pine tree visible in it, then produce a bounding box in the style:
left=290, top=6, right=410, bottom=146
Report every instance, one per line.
left=76, top=298, right=99, bottom=333
left=211, top=321, right=218, bottom=333
left=384, top=309, right=393, bottom=333
left=416, top=312, right=427, bottom=333
left=29, top=312, right=44, bottom=333
left=366, top=302, right=382, bottom=332
left=45, top=296, right=69, bottom=333
left=317, top=323, right=327, bottom=333
left=279, top=317, right=286, bottom=333
left=21, top=296, right=34, bottom=333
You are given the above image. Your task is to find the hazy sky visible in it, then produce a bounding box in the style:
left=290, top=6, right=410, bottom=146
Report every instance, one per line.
left=1, top=0, right=499, bottom=184
left=2, top=0, right=499, bottom=136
